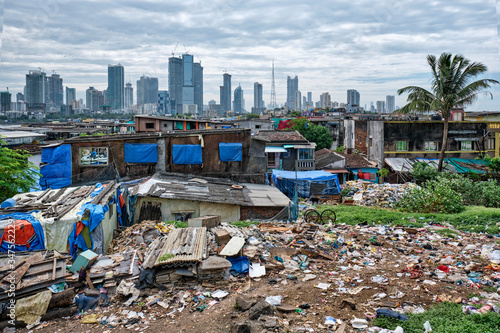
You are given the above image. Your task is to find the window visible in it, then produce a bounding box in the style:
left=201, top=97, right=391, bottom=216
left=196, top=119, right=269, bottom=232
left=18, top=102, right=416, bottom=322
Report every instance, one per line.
left=283, top=148, right=291, bottom=158
left=487, top=138, right=495, bottom=150
left=425, top=141, right=438, bottom=151
left=369, top=138, right=372, bottom=147
left=164, top=124, right=167, bottom=127
left=396, top=141, right=407, bottom=151
left=145, top=122, right=155, bottom=129
left=298, top=148, right=313, bottom=160
left=255, top=125, right=261, bottom=129
left=80, top=147, right=108, bottom=166
left=461, top=141, right=472, bottom=150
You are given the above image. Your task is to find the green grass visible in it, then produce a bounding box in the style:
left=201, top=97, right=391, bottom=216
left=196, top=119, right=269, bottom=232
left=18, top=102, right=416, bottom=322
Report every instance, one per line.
left=372, top=302, right=500, bottom=333
left=164, top=220, right=188, bottom=228
left=230, top=220, right=261, bottom=228
left=313, top=205, right=500, bottom=234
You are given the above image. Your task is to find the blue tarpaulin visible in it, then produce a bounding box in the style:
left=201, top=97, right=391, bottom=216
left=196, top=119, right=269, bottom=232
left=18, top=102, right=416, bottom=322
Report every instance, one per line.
left=124, top=143, right=158, bottom=163
left=0, top=213, right=46, bottom=252
left=39, top=144, right=72, bottom=190
left=227, top=256, right=250, bottom=275
left=172, top=145, right=202, bottom=164
left=68, top=202, right=109, bottom=258
left=219, top=143, right=242, bottom=162
left=272, top=170, right=341, bottom=198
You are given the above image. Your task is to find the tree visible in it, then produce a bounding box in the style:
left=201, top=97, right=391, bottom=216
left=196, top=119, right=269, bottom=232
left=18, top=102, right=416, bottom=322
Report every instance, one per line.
left=398, top=53, right=499, bottom=171
left=291, top=118, right=333, bottom=150
left=289, top=111, right=302, bottom=117
left=0, top=141, right=40, bottom=202
left=246, top=113, right=260, bottom=119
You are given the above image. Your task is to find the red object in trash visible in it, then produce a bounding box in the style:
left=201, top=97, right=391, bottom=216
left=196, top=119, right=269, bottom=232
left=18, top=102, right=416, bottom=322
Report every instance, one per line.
left=437, top=265, right=450, bottom=273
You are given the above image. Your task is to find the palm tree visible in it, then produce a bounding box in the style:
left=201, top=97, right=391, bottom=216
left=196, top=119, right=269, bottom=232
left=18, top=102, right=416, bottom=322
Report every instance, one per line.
left=397, top=53, right=499, bottom=171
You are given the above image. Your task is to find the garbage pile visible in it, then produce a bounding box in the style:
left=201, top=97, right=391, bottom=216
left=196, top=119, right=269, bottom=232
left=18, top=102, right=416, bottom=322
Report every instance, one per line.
left=3, top=216, right=500, bottom=332
left=344, top=180, right=416, bottom=208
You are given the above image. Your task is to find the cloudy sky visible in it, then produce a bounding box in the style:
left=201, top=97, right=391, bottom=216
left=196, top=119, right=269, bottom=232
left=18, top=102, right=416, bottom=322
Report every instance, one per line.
left=0, top=0, right=499, bottom=110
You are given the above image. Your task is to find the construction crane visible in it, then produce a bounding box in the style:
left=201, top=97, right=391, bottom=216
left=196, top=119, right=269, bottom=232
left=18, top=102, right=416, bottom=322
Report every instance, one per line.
left=171, top=41, right=179, bottom=58
left=197, top=56, right=202, bottom=65
left=183, top=44, right=190, bottom=54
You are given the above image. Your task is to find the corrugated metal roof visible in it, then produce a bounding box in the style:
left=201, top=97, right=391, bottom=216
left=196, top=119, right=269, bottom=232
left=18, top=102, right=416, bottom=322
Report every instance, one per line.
left=134, top=175, right=290, bottom=208
left=154, top=227, right=207, bottom=267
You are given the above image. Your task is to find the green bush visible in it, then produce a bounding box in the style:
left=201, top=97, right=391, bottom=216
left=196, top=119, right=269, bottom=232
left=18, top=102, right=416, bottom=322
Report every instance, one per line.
left=410, top=161, right=439, bottom=183
left=397, top=178, right=464, bottom=214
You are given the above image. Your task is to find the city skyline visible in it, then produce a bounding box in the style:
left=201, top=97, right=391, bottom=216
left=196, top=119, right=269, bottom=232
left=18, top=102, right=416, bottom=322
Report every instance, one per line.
left=0, top=1, right=499, bottom=111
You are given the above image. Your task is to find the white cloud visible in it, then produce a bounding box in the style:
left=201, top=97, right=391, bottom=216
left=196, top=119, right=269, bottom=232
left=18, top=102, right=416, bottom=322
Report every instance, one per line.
left=0, top=0, right=498, bottom=110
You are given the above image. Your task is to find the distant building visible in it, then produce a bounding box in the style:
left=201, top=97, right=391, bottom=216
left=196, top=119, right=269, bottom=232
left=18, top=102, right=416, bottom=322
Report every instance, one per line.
left=320, top=92, right=331, bottom=109
left=252, top=82, right=265, bottom=114
left=295, top=90, right=302, bottom=111
left=194, top=62, right=203, bottom=115
left=286, top=76, right=298, bottom=110
left=220, top=73, right=231, bottom=112
left=157, top=90, right=170, bottom=114
left=0, top=91, right=11, bottom=112
left=376, top=101, right=386, bottom=113
left=386, top=95, right=395, bottom=113
left=107, top=64, right=124, bottom=110
left=16, top=93, right=24, bottom=102
left=125, top=82, right=133, bottom=109
left=347, top=89, right=360, bottom=109
left=168, top=54, right=203, bottom=115
left=137, top=75, right=158, bottom=105
left=233, top=85, right=243, bottom=113
left=86, top=87, right=105, bottom=112
left=66, top=87, right=76, bottom=105
left=25, top=70, right=46, bottom=106
left=46, top=73, right=63, bottom=108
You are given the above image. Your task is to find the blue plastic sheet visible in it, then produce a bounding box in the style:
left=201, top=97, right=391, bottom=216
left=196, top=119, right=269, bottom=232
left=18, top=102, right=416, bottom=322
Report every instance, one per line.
left=68, top=202, right=108, bottom=258
left=172, top=144, right=202, bottom=165
left=219, top=143, right=242, bottom=162
left=39, top=144, right=72, bottom=190
left=124, top=143, right=158, bottom=163
left=272, top=170, right=340, bottom=198
left=0, top=213, right=46, bottom=252
left=227, top=256, right=250, bottom=275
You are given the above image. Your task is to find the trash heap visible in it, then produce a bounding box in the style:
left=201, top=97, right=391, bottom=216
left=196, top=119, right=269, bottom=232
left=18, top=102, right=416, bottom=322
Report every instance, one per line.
left=345, top=180, right=416, bottom=208
left=2, top=216, right=500, bottom=332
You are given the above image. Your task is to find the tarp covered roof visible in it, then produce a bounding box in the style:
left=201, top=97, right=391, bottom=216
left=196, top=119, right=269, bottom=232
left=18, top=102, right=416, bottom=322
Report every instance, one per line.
left=385, top=157, right=489, bottom=173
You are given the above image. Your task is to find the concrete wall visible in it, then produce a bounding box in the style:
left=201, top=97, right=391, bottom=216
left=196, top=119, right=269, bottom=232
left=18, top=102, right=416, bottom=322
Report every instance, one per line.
left=344, top=119, right=355, bottom=152
left=367, top=121, right=384, bottom=167
left=384, top=121, right=492, bottom=159
left=135, top=196, right=240, bottom=222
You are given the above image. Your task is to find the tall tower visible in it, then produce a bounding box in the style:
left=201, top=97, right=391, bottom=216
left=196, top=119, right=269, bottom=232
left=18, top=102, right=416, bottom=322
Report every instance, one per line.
left=233, top=84, right=243, bottom=113
left=107, top=64, right=125, bottom=110
left=270, top=60, right=277, bottom=109
left=220, top=73, right=231, bottom=112
left=168, top=57, right=183, bottom=114
left=124, top=82, right=133, bottom=108
left=287, top=75, right=298, bottom=110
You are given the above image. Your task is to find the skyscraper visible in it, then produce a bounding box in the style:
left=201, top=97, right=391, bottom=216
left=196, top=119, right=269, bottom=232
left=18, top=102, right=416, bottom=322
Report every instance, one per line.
left=376, top=101, right=386, bottom=113
left=286, top=76, right=298, bottom=110
left=168, top=55, right=203, bottom=115
left=86, top=87, right=104, bottom=112
left=220, top=73, right=231, bottom=112
left=25, top=70, right=46, bottom=106
left=125, top=82, right=133, bottom=108
left=386, top=95, right=395, bottom=113
left=252, top=82, right=264, bottom=114
left=233, top=85, right=243, bottom=113
left=157, top=91, right=170, bottom=114
left=295, top=91, right=302, bottom=111
left=107, top=64, right=124, bottom=110
left=65, top=87, right=76, bottom=105
left=168, top=57, right=183, bottom=114
left=0, top=91, right=11, bottom=112
left=16, top=92, right=24, bottom=102
left=46, top=73, right=63, bottom=108
left=307, top=92, right=312, bottom=103
left=194, top=62, right=203, bottom=114
left=347, top=89, right=360, bottom=106
left=320, top=92, right=332, bottom=109
left=137, top=76, right=158, bottom=105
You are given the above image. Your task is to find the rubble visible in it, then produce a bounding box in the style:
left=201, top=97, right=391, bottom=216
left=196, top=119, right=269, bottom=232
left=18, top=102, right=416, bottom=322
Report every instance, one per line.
left=2, top=210, right=499, bottom=332
left=343, top=180, right=416, bottom=208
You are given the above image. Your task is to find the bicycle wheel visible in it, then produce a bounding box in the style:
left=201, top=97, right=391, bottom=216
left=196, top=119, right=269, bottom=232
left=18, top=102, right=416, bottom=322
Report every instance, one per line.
left=320, top=209, right=336, bottom=224
left=304, top=210, right=321, bottom=223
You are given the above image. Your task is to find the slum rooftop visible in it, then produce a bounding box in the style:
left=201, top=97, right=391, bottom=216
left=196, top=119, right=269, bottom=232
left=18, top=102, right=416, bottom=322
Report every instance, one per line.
left=63, top=128, right=251, bottom=142
left=252, top=130, right=308, bottom=143
left=126, top=173, right=290, bottom=207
